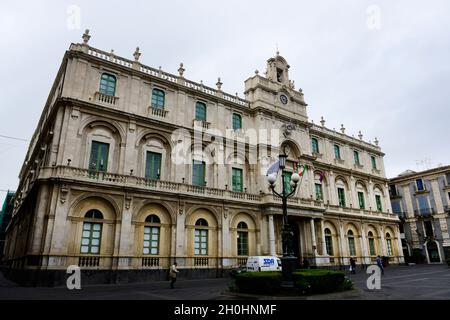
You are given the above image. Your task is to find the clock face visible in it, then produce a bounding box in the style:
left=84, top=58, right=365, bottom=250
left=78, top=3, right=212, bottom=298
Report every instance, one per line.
left=280, top=94, right=288, bottom=105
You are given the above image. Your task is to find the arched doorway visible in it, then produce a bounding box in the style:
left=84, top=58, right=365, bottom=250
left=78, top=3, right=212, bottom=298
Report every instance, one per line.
left=426, top=241, right=441, bottom=263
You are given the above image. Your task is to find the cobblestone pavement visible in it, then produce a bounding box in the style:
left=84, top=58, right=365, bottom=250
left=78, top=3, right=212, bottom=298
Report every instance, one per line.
left=0, top=264, right=449, bottom=300
left=308, top=264, right=450, bottom=300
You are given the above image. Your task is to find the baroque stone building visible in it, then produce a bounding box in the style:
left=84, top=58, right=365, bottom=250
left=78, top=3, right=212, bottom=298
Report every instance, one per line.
left=3, top=31, right=403, bottom=285
left=389, top=166, right=450, bottom=263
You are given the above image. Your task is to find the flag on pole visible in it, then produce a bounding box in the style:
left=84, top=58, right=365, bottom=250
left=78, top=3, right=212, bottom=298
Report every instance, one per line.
left=266, top=160, right=280, bottom=176
left=319, top=171, right=325, bottom=182
left=299, top=164, right=309, bottom=177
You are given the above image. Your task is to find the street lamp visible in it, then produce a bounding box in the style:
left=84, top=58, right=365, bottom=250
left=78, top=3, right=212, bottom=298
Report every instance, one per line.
left=267, top=154, right=301, bottom=283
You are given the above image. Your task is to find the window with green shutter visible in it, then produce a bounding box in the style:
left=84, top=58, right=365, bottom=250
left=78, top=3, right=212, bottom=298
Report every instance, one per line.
left=145, top=152, right=162, bottom=180
left=151, top=89, right=165, bottom=109
left=143, top=215, right=161, bottom=255
left=192, top=160, right=205, bottom=186
left=194, top=218, right=208, bottom=256
left=99, top=73, right=116, bottom=96
left=371, top=156, right=377, bottom=169
left=324, top=228, right=333, bottom=255
left=315, top=183, right=323, bottom=200
left=368, top=232, right=376, bottom=256
left=282, top=171, right=292, bottom=194
left=375, top=195, right=382, bottom=212
left=354, top=151, right=360, bottom=165
left=386, top=236, right=393, bottom=256
left=347, top=230, right=356, bottom=256
left=358, top=192, right=365, bottom=209
left=338, top=188, right=346, bottom=207
left=232, top=168, right=243, bottom=192
left=311, top=138, right=319, bottom=154
left=334, top=145, right=341, bottom=159
left=89, top=141, right=109, bottom=171
left=80, top=210, right=103, bottom=254
left=232, top=113, right=242, bottom=130
left=195, top=102, right=207, bottom=121
left=237, top=222, right=248, bottom=256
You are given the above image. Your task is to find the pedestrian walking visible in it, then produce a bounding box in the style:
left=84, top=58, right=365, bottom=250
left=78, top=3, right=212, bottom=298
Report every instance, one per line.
left=350, top=257, right=356, bottom=274
left=376, top=255, right=384, bottom=275
left=169, top=261, right=179, bottom=288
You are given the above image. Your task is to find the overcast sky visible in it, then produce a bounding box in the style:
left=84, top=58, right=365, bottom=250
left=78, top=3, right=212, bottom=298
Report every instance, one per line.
left=1, top=0, right=449, bottom=204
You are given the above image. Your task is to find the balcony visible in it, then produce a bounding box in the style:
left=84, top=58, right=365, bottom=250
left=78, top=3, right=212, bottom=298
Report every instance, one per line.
left=353, top=163, right=364, bottom=170
left=334, top=158, right=345, bottom=165
left=149, top=106, right=169, bottom=119
left=414, top=207, right=435, bottom=217
left=193, top=119, right=210, bottom=130
left=312, top=152, right=323, bottom=159
left=371, top=168, right=381, bottom=175
left=94, top=91, right=119, bottom=106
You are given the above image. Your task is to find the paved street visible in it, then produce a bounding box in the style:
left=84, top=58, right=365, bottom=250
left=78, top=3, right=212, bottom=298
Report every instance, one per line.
left=0, top=264, right=449, bottom=300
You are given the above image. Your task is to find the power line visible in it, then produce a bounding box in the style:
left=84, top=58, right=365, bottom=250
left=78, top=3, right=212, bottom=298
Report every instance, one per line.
left=0, top=134, right=29, bottom=142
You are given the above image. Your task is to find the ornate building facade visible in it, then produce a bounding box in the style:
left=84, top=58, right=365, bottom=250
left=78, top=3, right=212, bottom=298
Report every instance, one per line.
left=389, top=166, right=450, bottom=264
left=3, top=31, right=403, bottom=285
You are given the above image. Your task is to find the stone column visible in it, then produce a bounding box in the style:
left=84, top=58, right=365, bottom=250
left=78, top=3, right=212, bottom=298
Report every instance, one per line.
left=268, top=215, right=276, bottom=255
left=320, top=219, right=327, bottom=255
left=395, top=225, right=405, bottom=263
left=360, top=223, right=369, bottom=265
left=379, top=226, right=387, bottom=256
left=310, top=218, right=318, bottom=256
left=339, top=222, right=347, bottom=266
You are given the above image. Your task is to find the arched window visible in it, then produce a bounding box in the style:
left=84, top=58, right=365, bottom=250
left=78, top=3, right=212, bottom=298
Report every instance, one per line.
left=143, top=214, right=161, bottom=255
left=99, top=73, right=116, bottom=96
left=368, top=231, right=376, bottom=256
left=324, top=228, right=333, bottom=256
left=81, top=210, right=103, bottom=254
left=386, top=233, right=393, bottom=256
left=151, top=89, right=165, bottom=109
left=237, top=222, right=248, bottom=256
left=194, top=218, right=208, bottom=255
left=347, top=230, right=356, bottom=256
left=195, top=102, right=207, bottom=121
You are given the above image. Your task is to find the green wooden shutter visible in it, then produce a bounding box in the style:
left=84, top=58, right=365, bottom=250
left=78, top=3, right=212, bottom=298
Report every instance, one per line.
left=195, top=102, right=206, bottom=121
left=193, top=160, right=205, bottom=186
left=232, top=168, right=243, bottom=192
left=145, top=152, right=162, bottom=179
left=358, top=192, right=365, bottom=209
left=283, top=171, right=292, bottom=194
left=89, top=141, right=109, bottom=171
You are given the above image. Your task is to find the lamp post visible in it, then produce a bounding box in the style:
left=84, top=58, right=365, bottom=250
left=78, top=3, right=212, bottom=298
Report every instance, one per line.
left=267, top=154, right=301, bottom=283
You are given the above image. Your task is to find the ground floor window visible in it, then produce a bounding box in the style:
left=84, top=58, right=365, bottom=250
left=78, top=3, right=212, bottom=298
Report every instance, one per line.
left=81, top=222, right=102, bottom=254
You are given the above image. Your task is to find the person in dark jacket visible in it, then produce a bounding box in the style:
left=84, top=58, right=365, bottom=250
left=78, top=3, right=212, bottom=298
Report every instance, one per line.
left=350, top=257, right=356, bottom=274
left=376, top=255, right=384, bottom=275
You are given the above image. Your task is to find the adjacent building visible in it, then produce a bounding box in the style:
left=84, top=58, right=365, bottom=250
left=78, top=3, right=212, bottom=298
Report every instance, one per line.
left=389, top=166, right=450, bottom=263
left=0, top=191, right=15, bottom=259
left=3, top=31, right=403, bottom=285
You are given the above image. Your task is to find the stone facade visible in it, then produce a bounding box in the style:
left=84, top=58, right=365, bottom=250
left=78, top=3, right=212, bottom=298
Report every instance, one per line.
left=2, top=31, right=403, bottom=285
left=389, top=166, right=450, bottom=263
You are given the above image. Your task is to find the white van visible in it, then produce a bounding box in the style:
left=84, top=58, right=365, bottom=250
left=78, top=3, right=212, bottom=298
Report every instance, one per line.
left=246, top=256, right=282, bottom=272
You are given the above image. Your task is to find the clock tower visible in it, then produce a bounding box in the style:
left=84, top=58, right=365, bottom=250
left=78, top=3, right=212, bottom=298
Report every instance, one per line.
left=244, top=52, right=308, bottom=122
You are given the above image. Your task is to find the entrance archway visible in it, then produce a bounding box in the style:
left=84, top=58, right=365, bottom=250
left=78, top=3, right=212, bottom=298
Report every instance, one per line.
left=426, top=241, right=441, bottom=263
